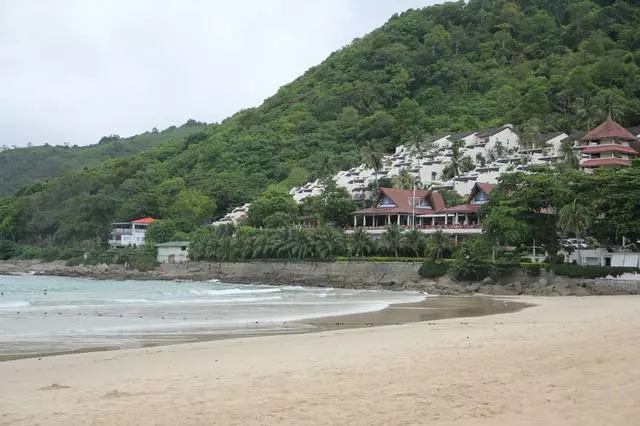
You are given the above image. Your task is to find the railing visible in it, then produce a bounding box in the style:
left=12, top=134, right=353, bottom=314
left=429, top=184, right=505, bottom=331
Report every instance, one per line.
left=351, top=224, right=481, bottom=231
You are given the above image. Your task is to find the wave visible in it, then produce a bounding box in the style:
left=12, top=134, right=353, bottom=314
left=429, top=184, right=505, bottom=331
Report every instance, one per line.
left=200, top=288, right=281, bottom=296
left=0, top=300, right=31, bottom=309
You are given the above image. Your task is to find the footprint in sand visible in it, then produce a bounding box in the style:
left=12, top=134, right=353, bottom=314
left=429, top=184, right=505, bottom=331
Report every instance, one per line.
left=102, top=390, right=133, bottom=399
left=39, top=383, right=71, bottom=391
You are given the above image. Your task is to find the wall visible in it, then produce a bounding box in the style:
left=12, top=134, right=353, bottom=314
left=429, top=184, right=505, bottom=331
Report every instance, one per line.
left=163, top=261, right=423, bottom=288
left=157, top=246, right=189, bottom=264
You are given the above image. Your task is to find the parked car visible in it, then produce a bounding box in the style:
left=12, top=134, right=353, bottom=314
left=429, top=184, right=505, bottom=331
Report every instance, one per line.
left=560, top=238, right=588, bottom=250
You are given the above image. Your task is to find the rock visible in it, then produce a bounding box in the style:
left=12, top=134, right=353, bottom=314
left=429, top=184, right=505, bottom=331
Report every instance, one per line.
left=482, top=277, right=493, bottom=285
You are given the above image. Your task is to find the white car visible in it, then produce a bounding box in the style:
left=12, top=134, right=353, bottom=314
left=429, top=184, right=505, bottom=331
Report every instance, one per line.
left=561, top=238, right=588, bottom=250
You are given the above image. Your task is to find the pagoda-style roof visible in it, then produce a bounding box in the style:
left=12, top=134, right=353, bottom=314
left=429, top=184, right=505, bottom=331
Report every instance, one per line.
left=581, top=158, right=632, bottom=168
left=582, top=117, right=638, bottom=142
left=131, top=217, right=156, bottom=224
left=581, top=145, right=639, bottom=155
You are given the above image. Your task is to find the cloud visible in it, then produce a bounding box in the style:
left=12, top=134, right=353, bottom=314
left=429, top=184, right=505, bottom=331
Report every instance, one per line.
left=0, top=0, right=436, bottom=146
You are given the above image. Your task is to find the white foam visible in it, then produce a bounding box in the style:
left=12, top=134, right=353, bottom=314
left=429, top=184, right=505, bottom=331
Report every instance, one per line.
left=0, top=300, right=31, bottom=309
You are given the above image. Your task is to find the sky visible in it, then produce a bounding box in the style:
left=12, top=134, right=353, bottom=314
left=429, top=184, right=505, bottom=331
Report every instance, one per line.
left=0, top=0, right=438, bottom=147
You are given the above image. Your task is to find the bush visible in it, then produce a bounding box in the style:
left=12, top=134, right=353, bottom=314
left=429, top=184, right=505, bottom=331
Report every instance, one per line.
left=549, top=264, right=638, bottom=278
left=0, top=240, right=15, bottom=260
left=335, top=256, right=423, bottom=263
left=418, top=260, right=449, bottom=278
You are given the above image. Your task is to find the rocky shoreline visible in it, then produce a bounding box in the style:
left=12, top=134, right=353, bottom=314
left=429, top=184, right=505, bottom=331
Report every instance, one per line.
left=1, top=259, right=638, bottom=296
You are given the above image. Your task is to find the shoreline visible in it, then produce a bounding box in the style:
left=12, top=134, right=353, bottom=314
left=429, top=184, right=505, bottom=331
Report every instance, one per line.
left=3, top=259, right=638, bottom=296
left=2, top=295, right=640, bottom=425
left=0, top=295, right=531, bottom=362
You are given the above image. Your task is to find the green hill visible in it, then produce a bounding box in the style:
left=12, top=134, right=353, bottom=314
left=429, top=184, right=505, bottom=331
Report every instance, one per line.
left=1, top=0, right=640, bottom=244
left=0, top=120, right=208, bottom=196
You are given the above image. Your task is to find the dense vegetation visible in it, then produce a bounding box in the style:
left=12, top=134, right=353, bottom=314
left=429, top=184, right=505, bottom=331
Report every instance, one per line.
left=0, top=121, right=207, bottom=196
left=1, top=0, right=640, bottom=247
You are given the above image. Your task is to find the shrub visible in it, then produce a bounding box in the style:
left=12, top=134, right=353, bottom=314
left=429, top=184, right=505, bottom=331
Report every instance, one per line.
left=336, top=256, right=422, bottom=263
left=549, top=264, right=638, bottom=278
left=418, top=260, right=449, bottom=278
left=0, top=240, right=15, bottom=260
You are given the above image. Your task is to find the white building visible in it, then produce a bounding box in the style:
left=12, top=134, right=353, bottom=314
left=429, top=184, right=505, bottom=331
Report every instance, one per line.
left=108, top=217, right=155, bottom=247
left=156, top=241, right=190, bottom=264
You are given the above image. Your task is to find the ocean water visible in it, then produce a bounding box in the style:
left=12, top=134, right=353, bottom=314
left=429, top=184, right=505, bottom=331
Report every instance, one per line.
left=0, top=275, right=424, bottom=359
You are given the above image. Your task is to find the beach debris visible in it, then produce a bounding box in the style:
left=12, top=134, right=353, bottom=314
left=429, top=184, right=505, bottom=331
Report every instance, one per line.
left=40, top=383, right=70, bottom=391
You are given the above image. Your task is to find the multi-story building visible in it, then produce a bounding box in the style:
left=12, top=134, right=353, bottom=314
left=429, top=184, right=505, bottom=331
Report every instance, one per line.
left=108, top=217, right=156, bottom=247
left=577, top=116, right=639, bottom=169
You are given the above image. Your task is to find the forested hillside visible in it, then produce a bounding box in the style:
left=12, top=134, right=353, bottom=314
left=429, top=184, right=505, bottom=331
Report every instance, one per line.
left=0, top=121, right=207, bottom=196
left=1, top=0, right=640, bottom=245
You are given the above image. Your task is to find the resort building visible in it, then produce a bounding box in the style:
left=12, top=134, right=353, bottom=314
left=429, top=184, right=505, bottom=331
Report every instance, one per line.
left=577, top=116, right=639, bottom=169
left=156, top=241, right=190, bottom=264
left=108, top=217, right=156, bottom=247
left=350, top=182, right=494, bottom=239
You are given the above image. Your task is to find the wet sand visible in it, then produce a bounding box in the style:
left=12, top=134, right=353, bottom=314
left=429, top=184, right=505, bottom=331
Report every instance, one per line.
left=2, top=296, right=640, bottom=425
left=1, top=296, right=528, bottom=362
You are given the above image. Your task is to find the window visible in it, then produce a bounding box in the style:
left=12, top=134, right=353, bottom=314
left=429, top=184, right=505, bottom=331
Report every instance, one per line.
left=378, top=195, right=396, bottom=208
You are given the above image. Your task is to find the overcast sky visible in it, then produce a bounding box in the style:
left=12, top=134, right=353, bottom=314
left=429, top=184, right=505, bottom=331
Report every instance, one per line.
left=0, top=0, right=438, bottom=147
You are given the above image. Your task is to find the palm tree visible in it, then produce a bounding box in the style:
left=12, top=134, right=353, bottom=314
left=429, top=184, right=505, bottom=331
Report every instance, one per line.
left=402, top=229, right=427, bottom=258
left=381, top=225, right=404, bottom=258
left=560, top=140, right=580, bottom=170
left=392, top=169, right=416, bottom=190
left=442, top=140, right=474, bottom=180
left=348, top=228, right=374, bottom=258
left=360, top=140, right=385, bottom=190
left=426, top=230, right=453, bottom=260
left=311, top=227, right=345, bottom=260
left=557, top=199, right=593, bottom=265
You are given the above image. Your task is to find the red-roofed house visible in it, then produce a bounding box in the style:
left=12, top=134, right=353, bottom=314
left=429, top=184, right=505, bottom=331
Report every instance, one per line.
left=351, top=184, right=494, bottom=237
left=109, top=217, right=156, bottom=247
left=577, top=116, right=639, bottom=169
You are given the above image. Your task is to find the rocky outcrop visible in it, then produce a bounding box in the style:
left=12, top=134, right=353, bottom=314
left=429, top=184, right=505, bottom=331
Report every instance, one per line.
left=2, top=260, right=639, bottom=296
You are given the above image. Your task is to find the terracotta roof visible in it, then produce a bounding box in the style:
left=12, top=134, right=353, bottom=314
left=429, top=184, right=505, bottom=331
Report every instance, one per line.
left=445, top=204, right=482, bottom=213
left=353, top=187, right=445, bottom=215
left=581, top=145, right=639, bottom=155
left=581, top=158, right=632, bottom=168
left=131, top=217, right=157, bottom=224
left=581, top=118, right=638, bottom=142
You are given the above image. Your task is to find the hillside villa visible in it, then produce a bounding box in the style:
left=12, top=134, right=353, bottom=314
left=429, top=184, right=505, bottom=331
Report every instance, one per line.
left=108, top=217, right=156, bottom=247
left=577, top=115, right=639, bottom=169
left=350, top=182, right=494, bottom=241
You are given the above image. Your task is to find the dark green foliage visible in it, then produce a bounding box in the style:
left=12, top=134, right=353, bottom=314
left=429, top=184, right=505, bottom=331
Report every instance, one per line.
left=0, top=122, right=208, bottom=197
left=0, top=240, right=15, bottom=260
left=336, top=256, right=423, bottom=263
left=548, top=264, right=638, bottom=279
left=449, top=237, right=493, bottom=281
left=146, top=220, right=180, bottom=244
left=418, top=260, right=449, bottom=278
left=246, top=186, right=299, bottom=228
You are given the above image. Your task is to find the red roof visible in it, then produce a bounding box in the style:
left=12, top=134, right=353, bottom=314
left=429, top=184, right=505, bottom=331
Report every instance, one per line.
left=581, top=118, right=638, bottom=142
left=581, top=158, right=632, bottom=168
left=353, top=187, right=445, bottom=215
left=131, top=217, right=157, bottom=224
left=466, top=182, right=496, bottom=204
left=581, top=145, right=638, bottom=155
left=445, top=204, right=481, bottom=213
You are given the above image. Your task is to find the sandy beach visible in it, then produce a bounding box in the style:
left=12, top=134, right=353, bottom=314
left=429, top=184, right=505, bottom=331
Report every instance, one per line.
left=2, top=295, right=640, bottom=425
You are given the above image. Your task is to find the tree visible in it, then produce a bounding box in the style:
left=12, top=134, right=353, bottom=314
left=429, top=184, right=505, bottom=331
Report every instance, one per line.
left=146, top=219, right=179, bottom=243
left=360, top=141, right=385, bottom=190
left=557, top=199, right=593, bottom=240
left=442, top=140, right=474, bottom=180
left=381, top=225, right=404, bottom=257
left=246, top=186, right=299, bottom=228
left=393, top=169, right=416, bottom=190
left=449, top=237, right=492, bottom=281
left=402, top=229, right=426, bottom=258
left=425, top=231, right=453, bottom=260
left=168, top=188, right=215, bottom=232
left=348, top=228, right=374, bottom=258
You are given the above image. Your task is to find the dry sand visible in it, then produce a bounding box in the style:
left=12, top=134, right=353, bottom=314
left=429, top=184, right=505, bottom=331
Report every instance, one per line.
left=2, top=295, right=640, bottom=426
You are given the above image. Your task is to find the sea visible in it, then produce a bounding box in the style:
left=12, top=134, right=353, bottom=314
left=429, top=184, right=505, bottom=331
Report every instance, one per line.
left=0, top=275, right=424, bottom=359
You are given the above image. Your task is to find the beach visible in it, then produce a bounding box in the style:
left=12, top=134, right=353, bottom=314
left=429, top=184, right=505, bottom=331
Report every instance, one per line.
left=2, top=295, right=640, bottom=425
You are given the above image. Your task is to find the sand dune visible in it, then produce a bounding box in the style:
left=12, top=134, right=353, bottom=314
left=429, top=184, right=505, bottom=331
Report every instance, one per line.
left=2, top=296, right=640, bottom=425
